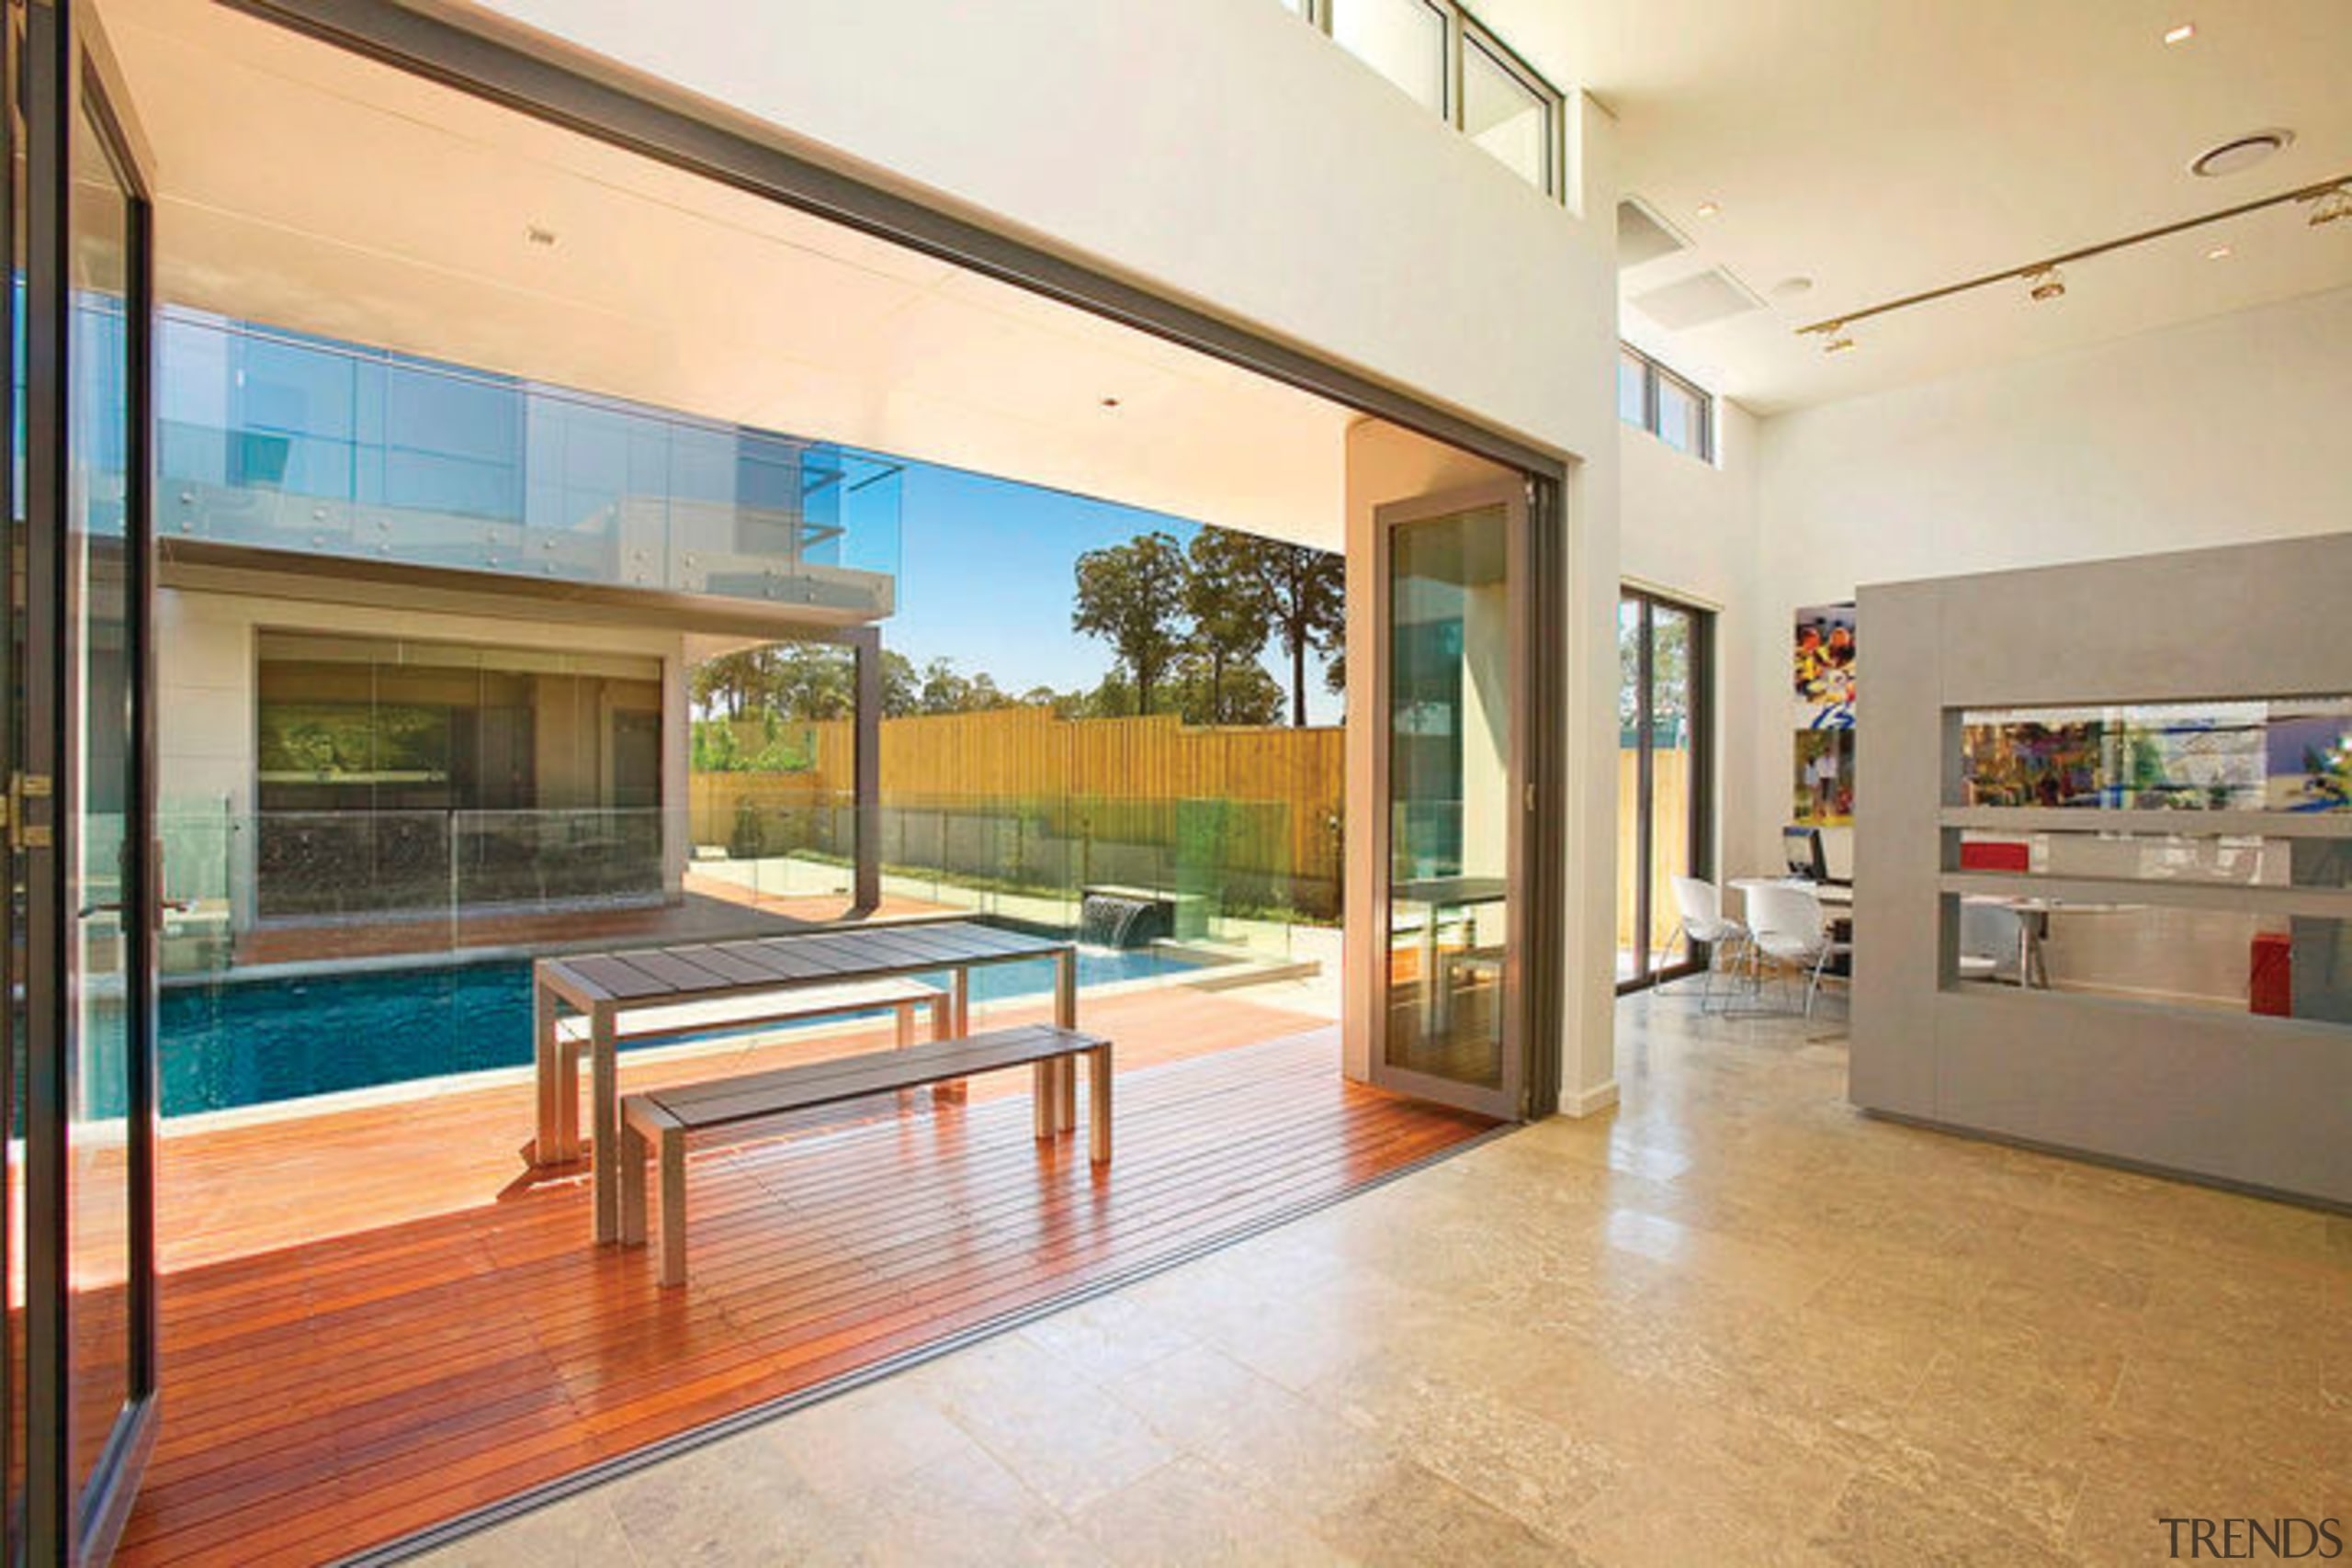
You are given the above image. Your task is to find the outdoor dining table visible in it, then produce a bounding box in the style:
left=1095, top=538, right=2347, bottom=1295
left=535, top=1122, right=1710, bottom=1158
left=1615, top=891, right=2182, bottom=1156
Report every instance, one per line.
left=532, top=919, right=1080, bottom=1244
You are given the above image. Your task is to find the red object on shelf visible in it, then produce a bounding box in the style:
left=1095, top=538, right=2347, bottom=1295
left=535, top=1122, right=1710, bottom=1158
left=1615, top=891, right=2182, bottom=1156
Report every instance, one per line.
left=2250, top=931, right=2292, bottom=1017
left=1959, top=840, right=2030, bottom=873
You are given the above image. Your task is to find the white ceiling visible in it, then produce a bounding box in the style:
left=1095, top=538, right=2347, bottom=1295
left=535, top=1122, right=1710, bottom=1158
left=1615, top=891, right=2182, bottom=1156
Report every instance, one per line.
left=1476, top=0, right=2352, bottom=412
left=103, top=0, right=1357, bottom=549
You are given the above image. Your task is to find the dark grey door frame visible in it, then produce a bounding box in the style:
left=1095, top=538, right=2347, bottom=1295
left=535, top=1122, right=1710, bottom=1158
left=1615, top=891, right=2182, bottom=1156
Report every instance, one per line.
left=18, top=0, right=164, bottom=1560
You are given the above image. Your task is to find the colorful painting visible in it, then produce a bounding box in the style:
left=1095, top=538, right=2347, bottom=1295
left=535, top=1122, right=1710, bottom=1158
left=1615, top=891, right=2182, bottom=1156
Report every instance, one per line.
left=1962, top=719, right=2102, bottom=808
left=2111, top=708, right=2266, bottom=810
left=1793, top=604, right=1857, bottom=730
left=2267, top=708, right=2352, bottom=813
left=1793, top=729, right=1855, bottom=824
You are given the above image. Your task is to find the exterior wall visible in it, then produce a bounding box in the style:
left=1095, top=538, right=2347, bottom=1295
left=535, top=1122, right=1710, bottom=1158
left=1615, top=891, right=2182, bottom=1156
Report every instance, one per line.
left=1750, top=284, right=2352, bottom=874
left=471, top=0, right=1631, bottom=1111
left=158, top=584, right=691, bottom=929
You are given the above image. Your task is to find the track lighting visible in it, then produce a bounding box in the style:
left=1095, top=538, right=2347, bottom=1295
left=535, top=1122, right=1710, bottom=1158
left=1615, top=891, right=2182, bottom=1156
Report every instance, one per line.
left=1793, top=171, right=2348, bottom=344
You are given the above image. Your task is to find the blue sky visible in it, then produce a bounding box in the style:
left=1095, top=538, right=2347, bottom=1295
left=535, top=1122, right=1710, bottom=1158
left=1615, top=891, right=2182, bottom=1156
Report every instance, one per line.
left=881, top=460, right=1344, bottom=726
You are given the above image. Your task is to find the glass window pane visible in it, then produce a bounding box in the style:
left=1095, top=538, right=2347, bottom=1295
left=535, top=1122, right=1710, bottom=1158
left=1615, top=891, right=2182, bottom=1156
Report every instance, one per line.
left=1616, top=597, right=1642, bottom=980
left=1648, top=606, right=1695, bottom=969
left=1464, top=37, right=1548, bottom=188
left=1330, top=0, right=1448, bottom=115
left=1385, top=502, right=1511, bottom=1085
left=1617, top=350, right=1648, bottom=427
left=1656, top=376, right=1700, bottom=455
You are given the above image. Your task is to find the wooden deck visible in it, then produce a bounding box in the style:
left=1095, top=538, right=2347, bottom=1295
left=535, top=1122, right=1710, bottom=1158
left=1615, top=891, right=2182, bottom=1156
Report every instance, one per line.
left=121, top=986, right=1491, bottom=1565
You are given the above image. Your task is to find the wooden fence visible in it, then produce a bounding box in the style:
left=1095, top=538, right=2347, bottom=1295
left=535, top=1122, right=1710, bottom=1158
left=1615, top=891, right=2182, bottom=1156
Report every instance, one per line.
left=1616, top=747, right=1694, bottom=958
left=694, top=709, right=1679, bottom=935
left=690, top=708, right=1347, bottom=918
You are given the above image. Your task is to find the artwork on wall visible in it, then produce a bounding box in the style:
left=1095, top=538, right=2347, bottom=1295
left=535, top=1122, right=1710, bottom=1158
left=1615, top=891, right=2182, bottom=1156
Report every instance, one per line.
left=1959, top=699, right=2352, bottom=813
left=1962, top=718, right=2103, bottom=807
left=1792, top=603, right=1856, bottom=824
left=1793, top=603, right=1857, bottom=730
left=1792, top=730, right=1855, bottom=824
left=2267, top=705, right=2352, bottom=813
left=2110, top=706, right=2266, bottom=810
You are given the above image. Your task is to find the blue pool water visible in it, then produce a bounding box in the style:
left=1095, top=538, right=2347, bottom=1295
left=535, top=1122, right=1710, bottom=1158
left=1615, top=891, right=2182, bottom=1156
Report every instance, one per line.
left=156, top=945, right=1185, bottom=1118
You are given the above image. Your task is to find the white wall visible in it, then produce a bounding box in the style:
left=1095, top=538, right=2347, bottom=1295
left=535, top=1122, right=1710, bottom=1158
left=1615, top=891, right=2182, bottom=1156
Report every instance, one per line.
left=469, top=0, right=1633, bottom=1111
left=1618, top=401, right=1764, bottom=884
left=1747, top=284, right=2352, bottom=875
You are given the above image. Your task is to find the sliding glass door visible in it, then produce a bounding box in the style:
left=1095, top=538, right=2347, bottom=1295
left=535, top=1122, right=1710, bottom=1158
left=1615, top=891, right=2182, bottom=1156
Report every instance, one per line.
left=11, top=1, right=163, bottom=1558
left=1617, top=589, right=1713, bottom=989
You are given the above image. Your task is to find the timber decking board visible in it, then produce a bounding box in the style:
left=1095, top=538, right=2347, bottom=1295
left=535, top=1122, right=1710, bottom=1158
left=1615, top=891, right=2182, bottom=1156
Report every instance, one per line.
left=119, top=991, right=1487, bottom=1567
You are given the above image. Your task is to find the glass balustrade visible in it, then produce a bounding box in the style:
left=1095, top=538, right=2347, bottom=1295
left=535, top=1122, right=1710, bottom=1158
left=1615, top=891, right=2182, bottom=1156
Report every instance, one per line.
left=150, top=309, right=901, bottom=614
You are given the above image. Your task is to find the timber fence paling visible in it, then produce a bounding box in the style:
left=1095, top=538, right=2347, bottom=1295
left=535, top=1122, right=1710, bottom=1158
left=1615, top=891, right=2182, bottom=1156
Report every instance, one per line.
left=691, top=708, right=1343, bottom=913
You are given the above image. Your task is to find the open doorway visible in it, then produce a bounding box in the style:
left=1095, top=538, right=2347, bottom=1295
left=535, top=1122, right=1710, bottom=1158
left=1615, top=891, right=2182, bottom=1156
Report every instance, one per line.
left=5, top=0, right=1563, bottom=1558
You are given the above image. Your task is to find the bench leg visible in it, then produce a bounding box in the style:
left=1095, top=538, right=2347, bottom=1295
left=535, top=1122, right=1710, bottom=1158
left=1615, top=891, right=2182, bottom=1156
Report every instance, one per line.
left=1032, top=1061, right=1055, bottom=1140
left=592, top=1010, right=619, bottom=1245
left=658, top=1127, right=688, bottom=1289
left=1057, top=1057, right=1077, bottom=1133
left=532, top=981, right=565, bottom=1165
left=932, top=997, right=966, bottom=1105
left=619, top=1120, right=648, bottom=1247
left=894, top=1001, right=914, bottom=1050
left=1089, top=1046, right=1112, bottom=1164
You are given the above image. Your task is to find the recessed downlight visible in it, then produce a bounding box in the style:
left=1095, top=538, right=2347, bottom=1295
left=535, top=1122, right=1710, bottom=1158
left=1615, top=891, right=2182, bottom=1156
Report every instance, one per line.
left=2205, top=243, right=2233, bottom=261
left=2189, top=129, right=2294, bottom=178
left=1693, top=201, right=1721, bottom=220
left=2164, top=22, right=2196, bottom=45
left=1771, top=276, right=1815, bottom=299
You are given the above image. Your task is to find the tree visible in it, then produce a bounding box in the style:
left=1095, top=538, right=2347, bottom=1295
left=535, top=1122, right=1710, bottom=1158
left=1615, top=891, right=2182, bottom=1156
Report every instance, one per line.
left=1071, top=531, right=1191, bottom=717
left=690, top=649, right=775, bottom=719
left=1245, top=538, right=1344, bottom=728
left=766, top=644, right=854, bottom=721
left=1170, top=650, right=1283, bottom=727
left=879, top=649, right=920, bottom=717
left=1184, top=527, right=1277, bottom=728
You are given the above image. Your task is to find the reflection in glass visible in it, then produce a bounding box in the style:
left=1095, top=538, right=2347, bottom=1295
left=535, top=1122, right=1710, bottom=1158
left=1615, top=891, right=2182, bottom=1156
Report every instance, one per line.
left=1385, top=503, right=1510, bottom=1085
left=1464, top=37, right=1548, bottom=188
left=1962, top=699, right=2352, bottom=812
left=1329, top=0, right=1448, bottom=114
left=68, top=91, right=136, bottom=1499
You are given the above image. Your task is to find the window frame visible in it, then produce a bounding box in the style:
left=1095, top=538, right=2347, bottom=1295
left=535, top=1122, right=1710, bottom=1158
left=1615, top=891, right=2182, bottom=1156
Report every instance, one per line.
left=1617, top=343, right=1717, bottom=465
left=1289, top=0, right=1568, bottom=201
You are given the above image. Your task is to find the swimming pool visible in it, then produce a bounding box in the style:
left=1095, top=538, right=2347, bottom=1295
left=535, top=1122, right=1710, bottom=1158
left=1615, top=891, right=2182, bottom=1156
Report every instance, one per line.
left=155, top=943, right=1191, bottom=1118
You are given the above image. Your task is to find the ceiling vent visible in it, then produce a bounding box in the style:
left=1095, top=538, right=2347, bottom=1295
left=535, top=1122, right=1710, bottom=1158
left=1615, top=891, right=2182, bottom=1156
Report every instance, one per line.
left=1629, top=267, right=1766, bottom=331
left=1616, top=197, right=1690, bottom=269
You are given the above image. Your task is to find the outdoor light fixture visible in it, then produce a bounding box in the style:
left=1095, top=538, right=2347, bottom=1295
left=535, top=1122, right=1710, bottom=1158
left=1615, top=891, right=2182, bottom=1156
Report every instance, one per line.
left=1793, top=171, right=2349, bottom=346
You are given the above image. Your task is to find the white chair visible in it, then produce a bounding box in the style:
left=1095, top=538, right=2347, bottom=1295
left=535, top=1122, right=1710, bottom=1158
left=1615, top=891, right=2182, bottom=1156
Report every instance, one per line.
left=1957, top=900, right=2025, bottom=985
left=1666, top=875, right=1748, bottom=1011
left=1746, top=883, right=1849, bottom=1018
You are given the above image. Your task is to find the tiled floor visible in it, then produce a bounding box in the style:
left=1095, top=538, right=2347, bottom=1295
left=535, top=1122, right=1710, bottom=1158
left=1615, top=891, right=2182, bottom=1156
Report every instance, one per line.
left=421, top=989, right=2351, bottom=1567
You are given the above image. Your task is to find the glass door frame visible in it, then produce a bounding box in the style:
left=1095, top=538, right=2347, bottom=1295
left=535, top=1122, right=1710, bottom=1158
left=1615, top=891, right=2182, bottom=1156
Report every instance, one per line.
left=1616, top=586, right=1715, bottom=993
left=16, top=0, right=162, bottom=1558
left=1368, top=476, right=1551, bottom=1121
